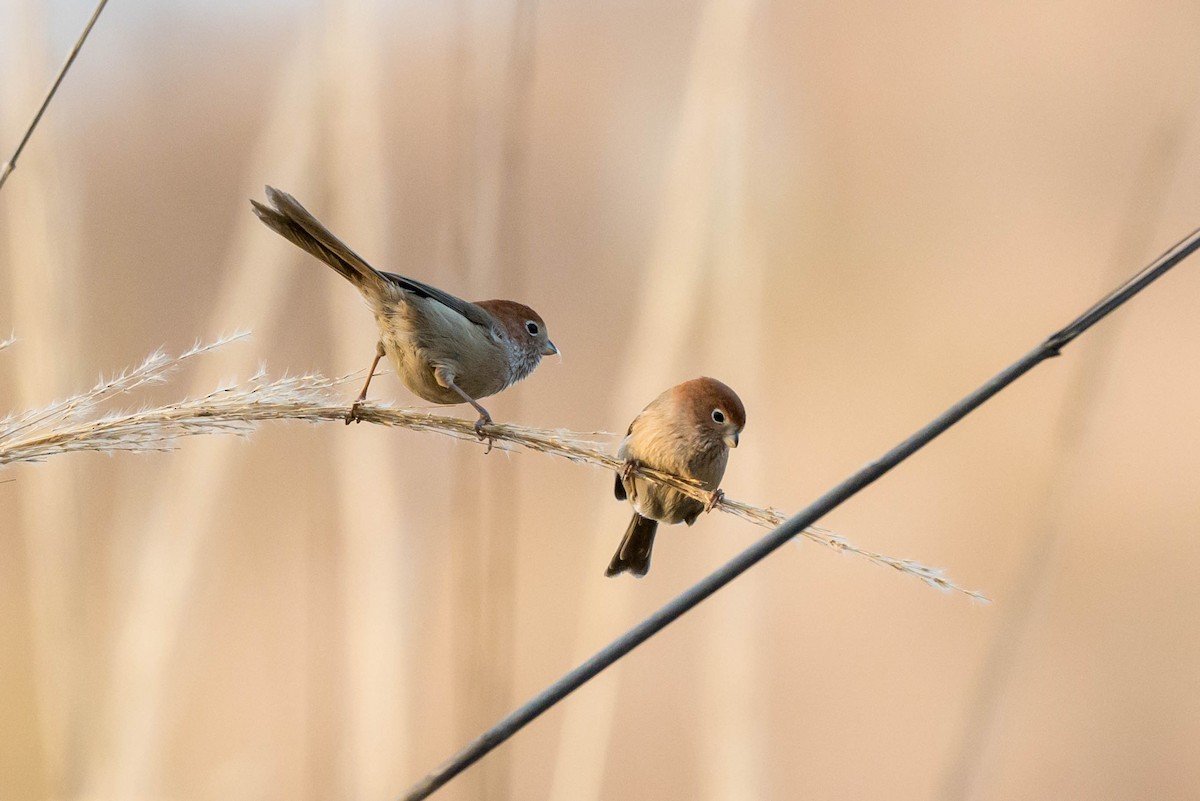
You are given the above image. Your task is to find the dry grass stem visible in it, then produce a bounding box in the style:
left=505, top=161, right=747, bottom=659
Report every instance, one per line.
left=0, top=0, right=111, bottom=191
left=0, top=336, right=982, bottom=601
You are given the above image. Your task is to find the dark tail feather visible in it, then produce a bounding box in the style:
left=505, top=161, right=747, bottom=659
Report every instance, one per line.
left=606, top=513, right=658, bottom=578
left=251, top=186, right=383, bottom=289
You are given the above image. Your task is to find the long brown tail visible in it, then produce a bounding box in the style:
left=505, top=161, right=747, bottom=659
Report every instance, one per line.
left=606, top=513, right=658, bottom=578
left=250, top=186, right=384, bottom=291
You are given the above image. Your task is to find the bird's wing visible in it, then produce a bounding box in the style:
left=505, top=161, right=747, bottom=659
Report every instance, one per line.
left=378, top=271, right=499, bottom=332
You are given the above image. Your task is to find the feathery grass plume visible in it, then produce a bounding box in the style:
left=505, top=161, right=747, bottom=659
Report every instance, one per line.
left=0, top=335, right=981, bottom=600
left=362, top=411, right=984, bottom=601
left=0, top=334, right=252, bottom=464
left=341, top=406, right=985, bottom=599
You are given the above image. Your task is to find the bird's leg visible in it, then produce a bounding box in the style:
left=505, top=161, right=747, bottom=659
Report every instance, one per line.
left=621, top=459, right=641, bottom=502
left=704, top=488, right=725, bottom=513
left=442, top=375, right=495, bottom=453
left=346, top=341, right=386, bottom=425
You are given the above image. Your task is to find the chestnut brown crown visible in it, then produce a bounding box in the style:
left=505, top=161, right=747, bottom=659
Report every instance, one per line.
left=476, top=299, right=557, bottom=358
left=672, top=377, right=746, bottom=448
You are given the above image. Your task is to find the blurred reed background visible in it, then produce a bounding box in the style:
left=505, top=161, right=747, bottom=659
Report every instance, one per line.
left=3, top=0, right=1200, bottom=799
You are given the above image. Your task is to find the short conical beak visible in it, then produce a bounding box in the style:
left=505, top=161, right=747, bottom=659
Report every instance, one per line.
left=542, top=340, right=559, bottom=357
left=723, top=431, right=739, bottom=449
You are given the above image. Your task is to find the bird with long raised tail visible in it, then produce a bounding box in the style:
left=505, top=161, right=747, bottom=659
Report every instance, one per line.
left=251, top=186, right=557, bottom=440
left=607, top=377, right=745, bottom=577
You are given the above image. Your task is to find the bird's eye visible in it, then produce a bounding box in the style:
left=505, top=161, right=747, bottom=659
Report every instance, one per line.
left=712, top=409, right=725, bottom=424
left=525, top=321, right=540, bottom=336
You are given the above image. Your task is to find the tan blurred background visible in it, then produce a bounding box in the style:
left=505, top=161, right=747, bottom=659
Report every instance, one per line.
left=3, top=0, right=1200, bottom=798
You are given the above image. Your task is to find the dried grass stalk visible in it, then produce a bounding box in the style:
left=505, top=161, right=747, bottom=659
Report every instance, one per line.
left=0, top=336, right=984, bottom=600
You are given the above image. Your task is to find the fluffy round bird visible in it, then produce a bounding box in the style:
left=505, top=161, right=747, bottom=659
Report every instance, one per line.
left=607, top=377, right=746, bottom=578
left=251, top=187, right=557, bottom=437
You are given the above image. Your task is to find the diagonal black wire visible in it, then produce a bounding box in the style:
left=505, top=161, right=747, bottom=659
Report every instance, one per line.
left=398, top=225, right=1200, bottom=801
left=0, top=0, right=111, bottom=193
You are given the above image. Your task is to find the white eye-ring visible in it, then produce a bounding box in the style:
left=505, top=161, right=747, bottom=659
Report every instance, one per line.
left=525, top=320, right=540, bottom=336
left=712, top=409, right=726, bottom=424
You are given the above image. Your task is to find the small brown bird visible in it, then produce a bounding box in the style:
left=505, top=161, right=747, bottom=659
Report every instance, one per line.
left=607, top=377, right=746, bottom=578
left=251, top=186, right=557, bottom=437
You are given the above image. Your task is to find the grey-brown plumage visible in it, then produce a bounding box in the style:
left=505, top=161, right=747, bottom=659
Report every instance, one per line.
left=251, top=187, right=557, bottom=432
left=606, top=377, right=746, bottom=578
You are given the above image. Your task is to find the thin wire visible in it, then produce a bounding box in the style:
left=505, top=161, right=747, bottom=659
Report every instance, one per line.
left=0, top=0, right=111, bottom=193
left=397, top=224, right=1200, bottom=801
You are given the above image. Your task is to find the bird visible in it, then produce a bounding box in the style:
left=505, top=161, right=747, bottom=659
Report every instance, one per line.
left=251, top=186, right=558, bottom=440
left=607, top=377, right=746, bottom=578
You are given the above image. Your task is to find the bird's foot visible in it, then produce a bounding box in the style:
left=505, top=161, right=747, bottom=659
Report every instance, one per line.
left=344, top=399, right=366, bottom=425
left=704, top=489, right=725, bottom=513
left=474, top=413, right=494, bottom=454
left=621, top=459, right=641, bottom=500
